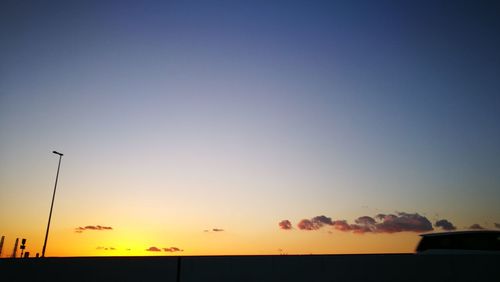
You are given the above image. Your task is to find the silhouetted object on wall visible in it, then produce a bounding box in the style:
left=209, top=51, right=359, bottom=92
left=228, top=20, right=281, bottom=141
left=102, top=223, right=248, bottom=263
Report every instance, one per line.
left=42, top=151, right=64, bottom=258
left=36, top=253, right=39, bottom=258
left=0, top=235, right=4, bottom=257
left=24, top=252, right=30, bottom=258
left=12, top=238, right=19, bottom=258
left=20, top=238, right=26, bottom=258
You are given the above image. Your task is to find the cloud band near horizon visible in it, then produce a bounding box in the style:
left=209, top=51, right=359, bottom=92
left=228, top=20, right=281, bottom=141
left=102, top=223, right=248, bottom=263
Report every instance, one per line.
left=146, top=246, right=183, bottom=252
left=75, top=225, right=113, bottom=233
left=283, top=213, right=438, bottom=234
left=282, top=213, right=499, bottom=234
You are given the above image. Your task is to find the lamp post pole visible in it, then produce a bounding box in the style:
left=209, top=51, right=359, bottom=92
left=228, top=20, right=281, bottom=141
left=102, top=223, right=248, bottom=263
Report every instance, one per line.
left=41, top=151, right=63, bottom=258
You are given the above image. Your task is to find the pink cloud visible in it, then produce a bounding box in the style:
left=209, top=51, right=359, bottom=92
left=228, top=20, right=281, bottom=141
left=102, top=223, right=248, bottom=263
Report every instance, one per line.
left=297, top=215, right=333, bottom=230
left=290, top=212, right=434, bottom=234
left=312, top=215, right=333, bottom=226
left=332, top=220, right=353, bottom=232
left=297, top=219, right=315, bottom=230
left=279, top=220, right=292, bottom=230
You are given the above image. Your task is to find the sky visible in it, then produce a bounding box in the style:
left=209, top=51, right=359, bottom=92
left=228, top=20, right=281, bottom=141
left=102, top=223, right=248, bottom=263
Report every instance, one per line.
left=1, top=0, right=499, bottom=257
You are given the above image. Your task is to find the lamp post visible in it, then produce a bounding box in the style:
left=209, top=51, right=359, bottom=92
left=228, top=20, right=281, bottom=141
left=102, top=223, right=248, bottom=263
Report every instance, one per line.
left=41, top=151, right=63, bottom=258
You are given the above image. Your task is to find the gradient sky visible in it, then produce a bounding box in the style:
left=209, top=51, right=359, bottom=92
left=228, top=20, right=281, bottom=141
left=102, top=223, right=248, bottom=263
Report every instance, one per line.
left=1, top=0, right=499, bottom=257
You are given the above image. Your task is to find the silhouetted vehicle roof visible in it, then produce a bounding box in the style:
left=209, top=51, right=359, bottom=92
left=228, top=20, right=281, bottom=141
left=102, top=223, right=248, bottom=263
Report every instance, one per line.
left=416, top=230, right=500, bottom=254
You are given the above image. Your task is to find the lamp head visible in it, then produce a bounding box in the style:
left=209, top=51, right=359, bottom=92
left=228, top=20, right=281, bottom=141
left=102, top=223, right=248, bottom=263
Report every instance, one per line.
left=52, top=151, right=64, bottom=156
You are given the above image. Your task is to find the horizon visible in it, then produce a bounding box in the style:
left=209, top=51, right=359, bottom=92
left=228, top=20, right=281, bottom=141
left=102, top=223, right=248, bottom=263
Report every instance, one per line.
left=1, top=0, right=499, bottom=257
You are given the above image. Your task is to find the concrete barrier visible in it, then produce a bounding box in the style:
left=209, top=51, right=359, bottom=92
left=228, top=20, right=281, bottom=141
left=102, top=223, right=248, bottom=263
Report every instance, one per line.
left=1, top=254, right=498, bottom=281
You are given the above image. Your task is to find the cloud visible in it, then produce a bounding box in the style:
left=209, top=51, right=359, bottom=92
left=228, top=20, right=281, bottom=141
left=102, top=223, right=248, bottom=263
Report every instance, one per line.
left=495, top=223, right=500, bottom=229
left=435, top=219, right=456, bottom=231
left=290, top=212, right=434, bottom=234
left=332, top=220, right=353, bottom=232
left=163, top=247, right=183, bottom=252
left=312, top=215, right=334, bottom=226
left=204, top=228, right=225, bottom=233
left=372, top=212, right=433, bottom=233
left=146, top=246, right=183, bottom=252
left=96, top=246, right=116, bottom=251
left=469, top=224, right=484, bottom=230
left=75, top=225, right=113, bottom=233
left=355, top=216, right=376, bottom=225
left=335, top=213, right=433, bottom=233
left=297, top=219, right=315, bottom=230
left=146, top=246, right=161, bottom=252
left=297, top=215, right=333, bottom=230
left=279, top=220, right=292, bottom=230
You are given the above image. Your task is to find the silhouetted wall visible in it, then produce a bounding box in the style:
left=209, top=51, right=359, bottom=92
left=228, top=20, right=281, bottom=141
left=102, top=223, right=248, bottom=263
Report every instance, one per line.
left=1, top=254, right=498, bottom=282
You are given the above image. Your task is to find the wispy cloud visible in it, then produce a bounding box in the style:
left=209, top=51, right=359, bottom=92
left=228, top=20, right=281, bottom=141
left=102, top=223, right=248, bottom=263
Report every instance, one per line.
left=96, top=246, right=116, bottom=251
left=204, top=228, right=225, bottom=232
left=289, top=212, right=434, bottom=234
left=279, top=220, right=292, bottom=230
left=435, top=219, right=456, bottom=231
left=75, top=225, right=113, bottom=233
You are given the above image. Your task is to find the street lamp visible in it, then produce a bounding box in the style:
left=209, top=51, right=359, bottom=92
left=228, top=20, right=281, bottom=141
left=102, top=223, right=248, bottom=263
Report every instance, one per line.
left=41, top=151, right=63, bottom=258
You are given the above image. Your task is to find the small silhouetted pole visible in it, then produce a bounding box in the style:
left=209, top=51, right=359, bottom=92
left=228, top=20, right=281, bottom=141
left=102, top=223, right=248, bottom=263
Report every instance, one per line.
left=0, top=235, right=4, bottom=257
left=12, top=238, right=19, bottom=258
left=41, top=151, right=63, bottom=258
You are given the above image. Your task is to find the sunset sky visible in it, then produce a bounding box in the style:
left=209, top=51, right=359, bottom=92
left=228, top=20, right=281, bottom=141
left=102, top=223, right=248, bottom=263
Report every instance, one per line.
left=1, top=0, right=499, bottom=257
